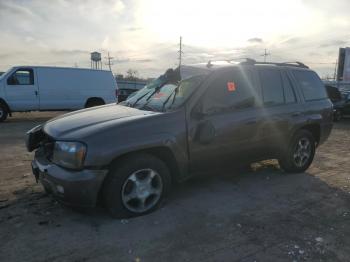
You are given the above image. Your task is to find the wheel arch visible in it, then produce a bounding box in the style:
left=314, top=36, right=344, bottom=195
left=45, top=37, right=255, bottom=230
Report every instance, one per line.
left=299, top=123, right=321, bottom=145
left=96, top=146, right=184, bottom=207
left=85, top=97, right=105, bottom=108
left=109, top=146, right=182, bottom=182
left=0, top=98, right=11, bottom=116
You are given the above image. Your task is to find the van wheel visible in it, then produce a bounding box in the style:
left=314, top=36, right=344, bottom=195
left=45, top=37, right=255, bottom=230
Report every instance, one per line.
left=85, top=98, right=105, bottom=108
left=0, top=104, right=8, bottom=122
left=103, top=154, right=171, bottom=218
left=278, top=130, right=315, bottom=173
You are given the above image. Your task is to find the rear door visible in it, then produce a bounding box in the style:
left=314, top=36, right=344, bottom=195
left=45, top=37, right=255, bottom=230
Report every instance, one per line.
left=4, top=68, right=39, bottom=111
left=257, top=68, right=300, bottom=151
left=188, top=68, right=263, bottom=172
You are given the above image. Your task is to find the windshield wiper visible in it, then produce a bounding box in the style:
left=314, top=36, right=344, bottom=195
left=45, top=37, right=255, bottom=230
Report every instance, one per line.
left=131, top=90, right=152, bottom=107
left=139, top=84, right=166, bottom=110
left=161, top=86, right=179, bottom=112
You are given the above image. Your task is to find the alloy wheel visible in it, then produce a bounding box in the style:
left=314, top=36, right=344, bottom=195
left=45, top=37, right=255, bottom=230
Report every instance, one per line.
left=293, top=137, right=312, bottom=167
left=121, top=168, right=163, bottom=213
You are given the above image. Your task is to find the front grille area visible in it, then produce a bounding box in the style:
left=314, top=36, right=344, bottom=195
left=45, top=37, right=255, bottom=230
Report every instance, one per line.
left=39, top=134, right=55, bottom=161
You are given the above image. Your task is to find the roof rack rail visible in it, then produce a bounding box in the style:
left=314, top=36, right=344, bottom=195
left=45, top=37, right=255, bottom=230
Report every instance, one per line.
left=239, top=58, right=309, bottom=69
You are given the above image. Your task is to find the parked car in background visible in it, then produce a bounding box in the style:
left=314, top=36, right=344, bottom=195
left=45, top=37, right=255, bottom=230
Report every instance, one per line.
left=325, top=84, right=350, bottom=121
left=27, top=60, right=333, bottom=218
left=117, top=88, right=138, bottom=103
left=116, top=79, right=147, bottom=103
left=0, top=66, right=117, bottom=122
left=340, top=90, right=350, bottom=116
left=325, top=84, right=345, bottom=121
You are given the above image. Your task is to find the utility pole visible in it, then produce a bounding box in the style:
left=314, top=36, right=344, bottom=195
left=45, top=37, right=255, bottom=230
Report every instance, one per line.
left=178, top=36, right=183, bottom=67
left=333, top=59, right=338, bottom=81
left=105, top=52, right=114, bottom=71
left=261, top=48, right=271, bottom=62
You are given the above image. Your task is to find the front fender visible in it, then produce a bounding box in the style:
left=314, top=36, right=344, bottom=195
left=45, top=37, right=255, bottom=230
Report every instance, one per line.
left=84, top=132, right=189, bottom=179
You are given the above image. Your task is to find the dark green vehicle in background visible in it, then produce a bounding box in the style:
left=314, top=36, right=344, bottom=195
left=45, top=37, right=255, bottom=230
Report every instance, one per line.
left=26, top=59, right=333, bottom=218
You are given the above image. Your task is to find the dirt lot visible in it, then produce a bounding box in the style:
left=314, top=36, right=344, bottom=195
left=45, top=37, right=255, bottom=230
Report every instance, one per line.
left=0, top=112, right=350, bottom=262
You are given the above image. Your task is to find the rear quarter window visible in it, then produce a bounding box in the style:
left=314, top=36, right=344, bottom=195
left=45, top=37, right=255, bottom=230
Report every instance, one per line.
left=259, top=69, right=284, bottom=106
left=293, top=70, right=327, bottom=101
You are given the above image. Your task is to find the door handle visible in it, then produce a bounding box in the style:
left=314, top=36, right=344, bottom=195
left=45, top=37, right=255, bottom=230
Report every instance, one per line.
left=35, top=91, right=38, bottom=96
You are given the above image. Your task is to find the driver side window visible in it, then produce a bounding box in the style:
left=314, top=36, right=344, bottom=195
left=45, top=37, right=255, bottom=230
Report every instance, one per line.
left=201, top=69, right=257, bottom=114
left=7, top=69, right=34, bottom=85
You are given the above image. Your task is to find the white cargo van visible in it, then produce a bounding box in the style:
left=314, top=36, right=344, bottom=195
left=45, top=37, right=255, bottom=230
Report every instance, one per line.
left=0, top=66, right=117, bottom=122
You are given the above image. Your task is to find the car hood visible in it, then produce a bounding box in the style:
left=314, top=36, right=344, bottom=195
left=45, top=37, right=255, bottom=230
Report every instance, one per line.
left=43, top=104, right=157, bottom=139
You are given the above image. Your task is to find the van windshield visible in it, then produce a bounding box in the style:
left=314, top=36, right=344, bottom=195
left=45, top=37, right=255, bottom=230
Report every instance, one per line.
left=123, top=74, right=205, bottom=112
left=0, top=67, right=12, bottom=79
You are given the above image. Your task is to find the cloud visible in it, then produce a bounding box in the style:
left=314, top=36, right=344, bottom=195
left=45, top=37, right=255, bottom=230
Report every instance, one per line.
left=126, top=27, right=143, bottom=32
left=0, top=1, right=36, bottom=18
left=319, top=40, right=348, bottom=48
left=302, top=0, right=350, bottom=15
left=134, top=59, right=153, bottom=63
left=113, top=0, right=125, bottom=14
left=0, top=0, right=347, bottom=78
left=102, top=36, right=111, bottom=49
left=50, top=49, right=91, bottom=55
left=247, top=38, right=263, bottom=44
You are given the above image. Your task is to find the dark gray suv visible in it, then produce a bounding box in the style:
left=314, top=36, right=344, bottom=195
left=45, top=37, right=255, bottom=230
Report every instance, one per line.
left=27, top=59, right=333, bottom=218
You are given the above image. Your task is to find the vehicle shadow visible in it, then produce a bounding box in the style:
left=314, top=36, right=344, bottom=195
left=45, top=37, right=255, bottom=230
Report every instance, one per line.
left=1, top=161, right=350, bottom=261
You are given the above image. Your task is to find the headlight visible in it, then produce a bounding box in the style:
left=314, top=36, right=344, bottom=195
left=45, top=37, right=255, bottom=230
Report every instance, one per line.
left=52, top=141, right=87, bottom=169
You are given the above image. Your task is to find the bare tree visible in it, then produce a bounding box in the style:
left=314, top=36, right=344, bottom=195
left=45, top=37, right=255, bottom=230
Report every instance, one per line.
left=126, top=69, right=139, bottom=80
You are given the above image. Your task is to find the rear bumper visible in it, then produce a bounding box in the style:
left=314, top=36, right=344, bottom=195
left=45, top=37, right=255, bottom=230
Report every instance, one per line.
left=31, top=152, right=108, bottom=208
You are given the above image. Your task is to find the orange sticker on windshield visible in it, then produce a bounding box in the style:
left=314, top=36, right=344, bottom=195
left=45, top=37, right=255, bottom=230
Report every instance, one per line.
left=227, top=82, right=236, bottom=92
left=154, top=92, right=165, bottom=99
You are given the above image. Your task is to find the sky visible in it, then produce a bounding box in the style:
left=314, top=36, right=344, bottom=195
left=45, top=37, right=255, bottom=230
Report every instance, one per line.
left=0, top=0, right=349, bottom=78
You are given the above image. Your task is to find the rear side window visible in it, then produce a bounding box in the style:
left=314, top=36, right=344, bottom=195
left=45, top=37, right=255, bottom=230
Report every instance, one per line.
left=259, top=69, right=284, bottom=105
left=282, top=72, right=296, bottom=103
left=202, top=69, right=257, bottom=114
left=293, top=70, right=327, bottom=101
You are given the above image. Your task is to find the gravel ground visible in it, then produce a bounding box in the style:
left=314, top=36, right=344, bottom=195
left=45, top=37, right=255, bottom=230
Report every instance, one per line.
left=0, top=112, right=350, bottom=262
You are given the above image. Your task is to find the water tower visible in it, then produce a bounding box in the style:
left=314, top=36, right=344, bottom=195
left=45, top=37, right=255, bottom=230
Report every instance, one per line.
left=91, top=51, right=102, bottom=70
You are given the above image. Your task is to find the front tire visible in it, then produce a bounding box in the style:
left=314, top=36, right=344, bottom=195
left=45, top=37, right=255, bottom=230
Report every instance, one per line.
left=0, top=104, right=8, bottom=122
left=279, top=130, right=316, bottom=173
left=103, top=154, right=171, bottom=218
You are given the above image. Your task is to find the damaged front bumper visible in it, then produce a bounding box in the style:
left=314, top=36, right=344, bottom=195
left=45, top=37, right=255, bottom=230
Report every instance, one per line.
left=31, top=151, right=108, bottom=208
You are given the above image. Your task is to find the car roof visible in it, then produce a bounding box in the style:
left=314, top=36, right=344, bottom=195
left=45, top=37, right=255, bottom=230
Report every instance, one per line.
left=182, top=60, right=311, bottom=74
left=12, top=66, right=111, bottom=73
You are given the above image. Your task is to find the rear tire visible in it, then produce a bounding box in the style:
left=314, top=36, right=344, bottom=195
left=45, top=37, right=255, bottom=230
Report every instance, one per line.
left=0, top=104, right=8, bottom=122
left=103, top=154, right=171, bottom=218
left=278, top=130, right=316, bottom=173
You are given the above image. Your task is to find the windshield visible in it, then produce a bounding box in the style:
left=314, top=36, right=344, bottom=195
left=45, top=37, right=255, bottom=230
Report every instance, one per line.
left=0, top=67, right=12, bottom=79
left=123, top=74, right=205, bottom=112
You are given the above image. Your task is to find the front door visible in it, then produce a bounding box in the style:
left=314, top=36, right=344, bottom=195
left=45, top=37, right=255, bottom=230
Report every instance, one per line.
left=5, top=68, right=39, bottom=111
left=188, top=68, right=263, bottom=172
